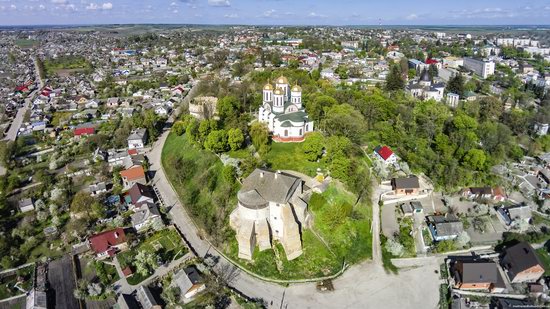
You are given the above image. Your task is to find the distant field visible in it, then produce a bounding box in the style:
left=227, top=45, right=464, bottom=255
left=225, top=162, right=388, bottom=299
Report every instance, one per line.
left=15, top=39, right=38, bottom=48
left=44, top=55, right=92, bottom=77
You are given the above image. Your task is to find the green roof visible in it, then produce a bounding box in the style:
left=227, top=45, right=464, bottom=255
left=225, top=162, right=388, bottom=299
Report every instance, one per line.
left=275, top=111, right=309, bottom=123
left=280, top=121, right=293, bottom=127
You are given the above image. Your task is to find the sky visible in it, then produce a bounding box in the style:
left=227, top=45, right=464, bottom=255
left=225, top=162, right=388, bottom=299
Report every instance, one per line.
left=1, top=0, right=550, bottom=26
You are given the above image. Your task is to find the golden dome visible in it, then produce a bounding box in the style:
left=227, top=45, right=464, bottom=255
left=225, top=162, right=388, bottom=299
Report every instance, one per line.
left=273, top=88, right=283, bottom=95
left=291, top=84, right=302, bottom=92
left=263, top=83, right=274, bottom=91
left=276, top=75, right=288, bottom=84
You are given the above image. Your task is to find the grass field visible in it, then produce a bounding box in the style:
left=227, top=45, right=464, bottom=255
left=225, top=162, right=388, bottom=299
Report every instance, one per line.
left=536, top=248, right=550, bottom=276
left=118, top=228, right=187, bottom=285
left=15, top=39, right=38, bottom=48
left=265, top=141, right=325, bottom=177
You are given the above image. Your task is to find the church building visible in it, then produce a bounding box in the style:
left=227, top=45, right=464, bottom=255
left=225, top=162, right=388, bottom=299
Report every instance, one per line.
left=258, top=75, right=314, bottom=142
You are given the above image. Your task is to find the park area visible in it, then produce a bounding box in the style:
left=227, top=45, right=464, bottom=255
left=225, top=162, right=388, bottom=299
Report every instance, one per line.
left=162, top=132, right=372, bottom=280
left=43, top=55, right=92, bottom=77
left=117, top=228, right=187, bottom=285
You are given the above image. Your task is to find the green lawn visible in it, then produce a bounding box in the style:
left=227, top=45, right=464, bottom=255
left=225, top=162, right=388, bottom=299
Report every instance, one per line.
left=265, top=141, right=325, bottom=177
left=0, top=265, right=33, bottom=300
left=536, top=248, right=550, bottom=275
left=117, top=228, right=187, bottom=285
left=15, top=39, right=38, bottom=48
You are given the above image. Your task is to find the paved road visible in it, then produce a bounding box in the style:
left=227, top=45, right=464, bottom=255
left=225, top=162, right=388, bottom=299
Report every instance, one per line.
left=143, top=84, right=441, bottom=308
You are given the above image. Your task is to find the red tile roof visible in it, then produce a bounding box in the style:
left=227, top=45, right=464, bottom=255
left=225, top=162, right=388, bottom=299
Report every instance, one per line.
left=120, top=166, right=146, bottom=181
left=122, top=266, right=133, bottom=277
left=426, top=58, right=439, bottom=65
left=89, top=228, right=126, bottom=255
left=74, top=127, right=95, bottom=136
left=127, top=149, right=138, bottom=156
left=376, top=145, right=394, bottom=161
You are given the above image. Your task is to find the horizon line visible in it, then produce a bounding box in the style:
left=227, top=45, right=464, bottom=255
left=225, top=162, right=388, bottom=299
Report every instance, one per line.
left=1, top=23, right=550, bottom=28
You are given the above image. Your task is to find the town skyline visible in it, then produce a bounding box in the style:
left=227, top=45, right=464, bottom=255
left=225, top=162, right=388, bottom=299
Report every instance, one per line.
left=1, top=0, right=550, bottom=26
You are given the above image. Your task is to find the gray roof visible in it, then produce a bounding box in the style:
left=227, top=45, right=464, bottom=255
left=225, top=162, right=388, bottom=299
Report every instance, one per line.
left=131, top=203, right=160, bottom=227
left=173, top=266, right=203, bottom=294
left=392, top=176, right=420, bottom=189
left=502, top=242, right=543, bottom=274
left=19, top=198, right=33, bottom=208
left=434, top=221, right=463, bottom=237
left=127, top=128, right=147, bottom=141
left=238, top=169, right=301, bottom=208
left=136, top=286, right=158, bottom=309
left=459, top=262, right=498, bottom=284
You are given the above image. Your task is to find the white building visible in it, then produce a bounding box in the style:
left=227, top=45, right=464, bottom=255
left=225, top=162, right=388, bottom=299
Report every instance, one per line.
left=258, top=76, right=314, bottom=142
left=406, top=70, right=445, bottom=101
left=463, top=58, right=495, bottom=79
left=127, top=128, right=147, bottom=150
left=447, top=93, right=460, bottom=108
left=229, top=169, right=308, bottom=261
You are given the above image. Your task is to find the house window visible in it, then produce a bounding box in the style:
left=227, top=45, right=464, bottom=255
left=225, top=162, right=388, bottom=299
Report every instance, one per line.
left=299, top=129, right=303, bottom=135
left=284, top=130, right=288, bottom=137
left=274, top=217, right=277, bottom=220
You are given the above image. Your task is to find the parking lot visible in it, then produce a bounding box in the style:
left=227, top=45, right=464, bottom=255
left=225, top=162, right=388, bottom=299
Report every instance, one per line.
left=47, top=255, right=80, bottom=309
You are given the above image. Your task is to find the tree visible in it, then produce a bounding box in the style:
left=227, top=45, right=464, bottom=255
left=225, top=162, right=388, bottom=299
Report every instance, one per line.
left=385, top=238, right=405, bottom=257
left=455, top=231, right=470, bottom=247
left=204, top=130, right=229, bottom=153
left=428, top=64, right=438, bottom=79
left=462, top=149, right=487, bottom=171
left=249, top=122, right=269, bottom=152
left=447, top=74, right=465, bottom=97
left=70, top=191, right=96, bottom=218
left=172, top=121, right=186, bottom=136
left=134, top=250, right=159, bottom=277
left=302, top=132, right=324, bottom=161
left=322, top=104, right=366, bottom=142
left=227, top=128, right=244, bottom=151
left=385, top=65, right=405, bottom=91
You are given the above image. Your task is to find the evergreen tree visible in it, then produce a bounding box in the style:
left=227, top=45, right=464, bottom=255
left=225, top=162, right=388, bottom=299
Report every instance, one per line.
left=447, top=74, right=465, bottom=97
left=385, top=65, right=405, bottom=91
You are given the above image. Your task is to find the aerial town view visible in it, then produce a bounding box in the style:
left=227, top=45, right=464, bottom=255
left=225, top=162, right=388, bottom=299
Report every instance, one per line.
left=0, top=1, right=550, bottom=309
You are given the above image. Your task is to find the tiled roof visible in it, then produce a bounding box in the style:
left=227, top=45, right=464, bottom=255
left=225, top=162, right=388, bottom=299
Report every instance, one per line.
left=89, top=228, right=126, bottom=255
left=120, top=166, right=145, bottom=181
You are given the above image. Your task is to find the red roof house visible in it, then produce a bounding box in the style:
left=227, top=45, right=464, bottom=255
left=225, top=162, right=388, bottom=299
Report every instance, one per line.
left=373, top=145, right=398, bottom=164
left=426, top=58, right=439, bottom=65
left=74, top=125, right=95, bottom=137
left=120, top=166, right=147, bottom=190
left=89, top=228, right=127, bottom=259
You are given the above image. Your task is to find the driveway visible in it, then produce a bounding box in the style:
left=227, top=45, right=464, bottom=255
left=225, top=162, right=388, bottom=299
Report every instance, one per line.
left=381, top=203, right=399, bottom=238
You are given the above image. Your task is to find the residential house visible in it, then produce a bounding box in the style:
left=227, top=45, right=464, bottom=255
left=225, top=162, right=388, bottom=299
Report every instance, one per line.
left=172, top=266, right=206, bottom=301
left=391, top=176, right=420, bottom=195
left=106, top=97, right=120, bottom=108
left=461, top=187, right=506, bottom=201
left=88, top=228, right=127, bottom=259
left=127, top=128, right=147, bottom=150
left=115, top=293, right=140, bottom=309
left=373, top=145, right=398, bottom=165
left=89, top=182, right=107, bottom=196
left=496, top=204, right=531, bottom=228
left=125, top=183, right=155, bottom=209
left=136, top=286, right=161, bottom=309
left=451, top=260, right=505, bottom=292
left=73, top=123, right=95, bottom=138
left=120, top=166, right=147, bottom=190
left=131, top=203, right=162, bottom=232
left=19, top=198, right=34, bottom=213
left=501, top=242, right=545, bottom=283
left=427, top=214, right=464, bottom=241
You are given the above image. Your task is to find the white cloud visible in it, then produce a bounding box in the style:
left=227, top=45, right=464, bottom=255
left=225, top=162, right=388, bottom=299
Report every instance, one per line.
left=86, top=2, right=112, bottom=10
left=224, top=13, right=238, bottom=18
left=172, top=9, right=179, bottom=13
left=51, top=0, right=67, bottom=4
left=406, top=13, right=418, bottom=20
left=308, top=12, right=327, bottom=18
left=262, top=9, right=276, bottom=17
left=208, top=0, right=230, bottom=7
